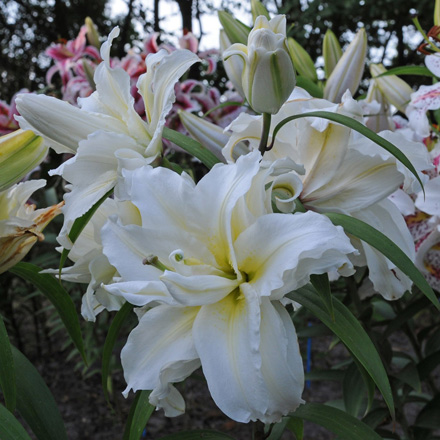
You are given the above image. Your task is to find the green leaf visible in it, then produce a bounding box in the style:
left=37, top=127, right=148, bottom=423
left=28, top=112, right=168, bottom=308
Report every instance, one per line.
left=0, top=403, right=32, bottom=440
left=374, top=65, right=434, bottom=78
left=159, top=430, right=236, bottom=440
left=343, top=362, right=366, bottom=416
left=423, top=326, right=440, bottom=356
left=285, top=416, right=304, bottom=440
left=287, top=285, right=395, bottom=419
left=352, top=358, right=375, bottom=415
left=270, top=111, right=424, bottom=192
left=415, top=395, right=440, bottom=429
left=418, top=350, right=440, bottom=380
left=9, top=262, right=86, bottom=363
left=292, top=402, right=383, bottom=440
left=266, top=417, right=289, bottom=440
left=325, top=213, right=440, bottom=312
left=203, top=101, right=245, bottom=118
left=384, top=297, right=428, bottom=336
left=310, top=273, right=334, bottom=320
left=362, top=408, right=389, bottom=429
left=102, top=302, right=134, bottom=403
left=163, top=127, right=221, bottom=170
left=295, top=77, right=323, bottom=98
left=123, top=390, right=155, bottom=440
left=59, top=188, right=113, bottom=273
left=0, top=316, right=16, bottom=411
left=11, top=346, right=67, bottom=440
left=396, top=360, right=421, bottom=392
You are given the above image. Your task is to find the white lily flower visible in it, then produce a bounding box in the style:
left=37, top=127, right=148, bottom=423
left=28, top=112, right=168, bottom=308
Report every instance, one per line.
left=16, top=27, right=199, bottom=250
left=406, top=82, right=440, bottom=138
left=0, top=180, right=62, bottom=274
left=425, top=52, right=440, bottom=77
left=101, top=151, right=355, bottom=422
left=224, top=88, right=430, bottom=300
left=43, top=197, right=141, bottom=321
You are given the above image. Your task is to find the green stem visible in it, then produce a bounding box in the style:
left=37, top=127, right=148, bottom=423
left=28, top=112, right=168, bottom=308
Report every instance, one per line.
left=412, top=16, right=440, bottom=53
left=258, top=113, right=272, bottom=155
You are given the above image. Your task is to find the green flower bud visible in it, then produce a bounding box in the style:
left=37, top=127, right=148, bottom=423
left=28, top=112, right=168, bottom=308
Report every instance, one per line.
left=85, top=17, right=101, bottom=49
left=370, top=63, right=413, bottom=113
left=0, top=129, right=48, bottom=192
left=251, top=0, right=270, bottom=22
left=218, top=11, right=250, bottom=45
left=220, top=30, right=245, bottom=97
left=323, top=29, right=342, bottom=78
left=179, top=110, right=228, bottom=162
left=287, top=37, right=318, bottom=82
left=223, top=15, right=295, bottom=115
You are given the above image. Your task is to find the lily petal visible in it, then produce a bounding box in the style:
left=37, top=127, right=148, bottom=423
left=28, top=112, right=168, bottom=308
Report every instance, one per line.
left=235, top=211, right=355, bottom=298
left=121, top=305, right=199, bottom=396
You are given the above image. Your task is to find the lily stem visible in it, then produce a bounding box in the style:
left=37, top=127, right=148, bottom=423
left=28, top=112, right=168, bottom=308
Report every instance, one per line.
left=258, top=113, right=272, bottom=156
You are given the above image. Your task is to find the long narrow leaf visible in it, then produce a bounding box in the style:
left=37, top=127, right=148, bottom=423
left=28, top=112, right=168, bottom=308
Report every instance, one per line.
left=374, top=65, right=434, bottom=78
left=291, top=402, right=383, bottom=440
left=296, top=76, right=323, bottom=98
left=9, top=262, right=87, bottom=362
left=163, top=127, right=221, bottom=169
left=0, top=316, right=16, bottom=411
left=12, top=346, right=67, bottom=440
left=0, top=404, right=32, bottom=440
left=325, top=213, right=440, bottom=311
left=287, top=285, right=395, bottom=419
left=310, top=273, right=334, bottom=320
left=123, top=390, right=154, bottom=440
left=102, top=302, right=134, bottom=403
left=269, top=111, right=424, bottom=191
left=343, top=362, right=367, bottom=417
left=59, top=188, right=113, bottom=272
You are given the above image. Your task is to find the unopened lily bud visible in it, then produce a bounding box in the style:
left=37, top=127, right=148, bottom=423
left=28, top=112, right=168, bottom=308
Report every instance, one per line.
left=323, top=29, right=342, bottom=78
left=287, top=37, right=318, bottom=82
left=0, top=129, right=48, bottom=192
left=364, top=82, right=395, bottom=132
left=85, top=17, right=101, bottom=49
left=370, top=63, right=412, bottom=113
left=324, top=28, right=367, bottom=103
left=0, top=180, right=63, bottom=274
left=251, top=0, right=270, bottom=22
left=179, top=110, right=228, bottom=162
left=220, top=30, right=245, bottom=97
left=223, top=15, right=295, bottom=114
left=218, top=11, right=250, bottom=45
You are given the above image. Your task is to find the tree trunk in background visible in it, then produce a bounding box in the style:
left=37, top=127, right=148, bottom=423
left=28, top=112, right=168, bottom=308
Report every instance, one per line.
left=154, top=0, right=160, bottom=32
left=117, top=0, right=135, bottom=57
left=175, top=0, right=193, bottom=32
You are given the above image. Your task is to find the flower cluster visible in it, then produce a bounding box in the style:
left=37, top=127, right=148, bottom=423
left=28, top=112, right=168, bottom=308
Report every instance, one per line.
left=3, top=5, right=439, bottom=428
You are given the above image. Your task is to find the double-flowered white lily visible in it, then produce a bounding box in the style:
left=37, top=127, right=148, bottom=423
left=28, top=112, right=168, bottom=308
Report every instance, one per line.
left=15, top=27, right=199, bottom=250
left=223, top=88, right=432, bottom=300
left=100, top=151, right=355, bottom=422
left=44, top=197, right=141, bottom=321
